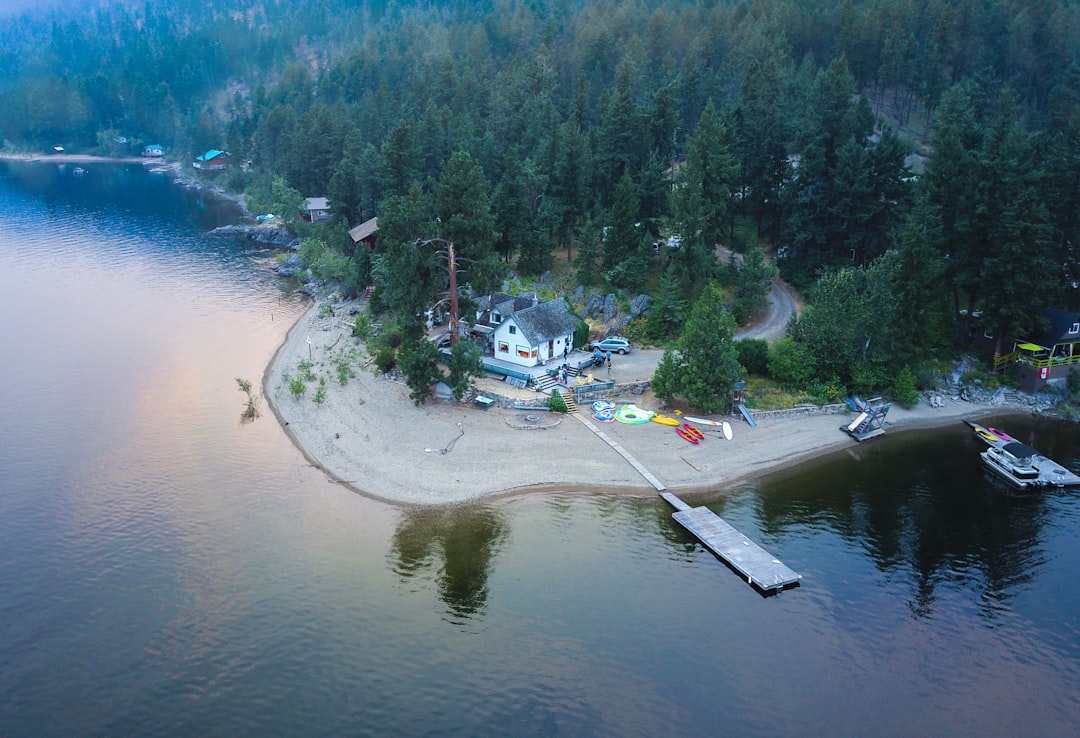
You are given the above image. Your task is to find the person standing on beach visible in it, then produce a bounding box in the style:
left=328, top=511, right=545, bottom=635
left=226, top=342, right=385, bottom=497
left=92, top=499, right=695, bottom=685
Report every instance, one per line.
left=606, top=351, right=612, bottom=376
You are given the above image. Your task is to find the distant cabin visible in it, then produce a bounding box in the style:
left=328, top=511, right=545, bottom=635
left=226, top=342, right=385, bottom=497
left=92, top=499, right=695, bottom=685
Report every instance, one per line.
left=302, top=197, right=332, bottom=223
left=348, top=217, right=378, bottom=248
left=193, top=150, right=230, bottom=170
left=142, top=144, right=164, bottom=157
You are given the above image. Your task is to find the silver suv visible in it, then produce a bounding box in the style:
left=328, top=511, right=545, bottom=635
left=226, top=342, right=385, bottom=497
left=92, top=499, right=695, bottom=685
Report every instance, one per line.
left=590, top=337, right=631, bottom=354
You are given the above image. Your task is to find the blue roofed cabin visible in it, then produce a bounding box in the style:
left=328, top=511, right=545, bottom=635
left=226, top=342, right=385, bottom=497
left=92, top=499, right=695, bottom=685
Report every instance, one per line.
left=193, top=150, right=230, bottom=170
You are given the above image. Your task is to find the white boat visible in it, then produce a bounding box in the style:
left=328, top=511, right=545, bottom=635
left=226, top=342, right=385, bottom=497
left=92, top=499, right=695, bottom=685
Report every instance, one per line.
left=980, top=443, right=1047, bottom=489
left=967, top=421, right=1080, bottom=489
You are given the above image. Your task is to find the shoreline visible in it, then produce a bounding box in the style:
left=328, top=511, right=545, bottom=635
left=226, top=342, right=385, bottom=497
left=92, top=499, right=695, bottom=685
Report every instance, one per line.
left=0, top=152, right=170, bottom=165
left=265, top=303, right=1026, bottom=507
left=0, top=153, right=250, bottom=213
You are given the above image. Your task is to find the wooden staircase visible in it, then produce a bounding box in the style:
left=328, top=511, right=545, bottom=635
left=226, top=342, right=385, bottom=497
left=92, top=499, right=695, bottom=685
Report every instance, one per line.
left=533, top=367, right=581, bottom=414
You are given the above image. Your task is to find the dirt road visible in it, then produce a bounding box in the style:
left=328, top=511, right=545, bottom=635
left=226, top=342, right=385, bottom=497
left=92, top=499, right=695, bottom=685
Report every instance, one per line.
left=735, top=275, right=800, bottom=342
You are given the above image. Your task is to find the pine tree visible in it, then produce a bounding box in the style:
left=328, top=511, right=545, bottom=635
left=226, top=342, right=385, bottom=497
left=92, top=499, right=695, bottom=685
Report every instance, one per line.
left=646, top=263, right=689, bottom=341
left=651, top=283, right=743, bottom=412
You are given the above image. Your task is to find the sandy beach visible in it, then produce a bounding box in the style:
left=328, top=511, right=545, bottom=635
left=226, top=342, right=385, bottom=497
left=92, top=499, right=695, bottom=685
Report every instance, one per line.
left=265, top=304, right=1015, bottom=506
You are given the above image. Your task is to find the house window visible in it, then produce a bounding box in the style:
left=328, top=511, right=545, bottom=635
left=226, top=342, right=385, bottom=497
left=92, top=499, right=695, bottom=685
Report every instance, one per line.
left=517, top=346, right=530, bottom=358
left=509, top=325, right=516, bottom=335
left=498, top=341, right=509, bottom=353
left=1071, top=322, right=1079, bottom=334
left=492, top=311, right=501, bottom=322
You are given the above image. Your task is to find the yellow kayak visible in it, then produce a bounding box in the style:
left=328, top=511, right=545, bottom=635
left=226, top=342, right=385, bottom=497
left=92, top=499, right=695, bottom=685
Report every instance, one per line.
left=650, top=414, right=681, bottom=426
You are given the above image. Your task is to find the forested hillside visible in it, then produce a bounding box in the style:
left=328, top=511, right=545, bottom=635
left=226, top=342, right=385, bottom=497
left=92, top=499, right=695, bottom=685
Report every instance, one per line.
left=4, top=0, right=1080, bottom=401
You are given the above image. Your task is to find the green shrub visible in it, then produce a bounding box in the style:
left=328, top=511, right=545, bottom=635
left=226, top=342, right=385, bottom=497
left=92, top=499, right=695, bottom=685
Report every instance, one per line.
left=297, top=359, right=316, bottom=382
left=373, top=346, right=396, bottom=374
left=735, top=338, right=769, bottom=375
left=548, top=390, right=568, bottom=413
left=806, top=377, right=847, bottom=405
left=767, top=337, right=816, bottom=387
left=891, top=366, right=920, bottom=409
left=351, top=313, right=372, bottom=340
left=912, top=361, right=944, bottom=391
left=313, top=377, right=327, bottom=405
left=848, top=362, right=882, bottom=396
left=288, top=375, right=307, bottom=398
left=960, top=368, right=1001, bottom=390
left=1069, top=368, right=1080, bottom=399
left=334, top=355, right=356, bottom=385
left=573, top=321, right=591, bottom=350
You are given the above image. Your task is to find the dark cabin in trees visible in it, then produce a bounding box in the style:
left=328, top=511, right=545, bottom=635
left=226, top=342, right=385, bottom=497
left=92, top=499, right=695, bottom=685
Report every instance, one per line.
left=995, top=308, right=1080, bottom=392
left=348, top=217, right=378, bottom=249
left=302, top=197, right=331, bottom=223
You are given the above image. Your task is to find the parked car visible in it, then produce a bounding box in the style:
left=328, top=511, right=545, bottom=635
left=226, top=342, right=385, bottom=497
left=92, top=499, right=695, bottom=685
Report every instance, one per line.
left=590, top=336, right=631, bottom=354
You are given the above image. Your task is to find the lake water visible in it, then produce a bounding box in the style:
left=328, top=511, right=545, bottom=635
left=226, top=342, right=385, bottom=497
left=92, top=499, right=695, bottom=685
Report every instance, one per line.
left=1, top=161, right=1079, bottom=737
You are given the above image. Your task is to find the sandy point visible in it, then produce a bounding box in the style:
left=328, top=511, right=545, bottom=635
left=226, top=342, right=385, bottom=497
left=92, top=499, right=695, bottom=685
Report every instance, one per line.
left=265, top=304, right=1016, bottom=507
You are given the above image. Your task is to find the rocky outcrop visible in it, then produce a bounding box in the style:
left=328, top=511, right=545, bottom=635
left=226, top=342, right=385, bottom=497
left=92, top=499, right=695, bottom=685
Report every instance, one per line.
left=274, top=253, right=305, bottom=278
left=208, top=223, right=298, bottom=248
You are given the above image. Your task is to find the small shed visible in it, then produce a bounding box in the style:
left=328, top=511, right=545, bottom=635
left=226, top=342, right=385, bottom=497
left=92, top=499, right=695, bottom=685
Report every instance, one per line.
left=142, top=144, right=164, bottom=157
left=348, top=217, right=378, bottom=247
left=303, top=197, right=331, bottom=223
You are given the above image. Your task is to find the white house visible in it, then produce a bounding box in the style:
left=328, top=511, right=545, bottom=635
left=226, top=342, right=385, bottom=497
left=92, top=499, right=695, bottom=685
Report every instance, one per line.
left=477, top=293, right=578, bottom=368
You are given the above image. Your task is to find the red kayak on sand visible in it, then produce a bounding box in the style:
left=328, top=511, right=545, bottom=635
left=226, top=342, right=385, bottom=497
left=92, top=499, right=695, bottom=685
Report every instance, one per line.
left=682, top=423, right=705, bottom=441
left=676, top=427, right=700, bottom=444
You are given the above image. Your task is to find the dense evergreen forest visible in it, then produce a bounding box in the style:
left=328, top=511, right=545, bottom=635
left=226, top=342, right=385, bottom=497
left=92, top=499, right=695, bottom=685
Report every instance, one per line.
left=4, top=0, right=1080, bottom=404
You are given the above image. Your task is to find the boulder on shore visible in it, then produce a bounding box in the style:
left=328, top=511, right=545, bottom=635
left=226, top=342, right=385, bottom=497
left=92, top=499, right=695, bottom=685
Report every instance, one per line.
left=208, top=223, right=298, bottom=248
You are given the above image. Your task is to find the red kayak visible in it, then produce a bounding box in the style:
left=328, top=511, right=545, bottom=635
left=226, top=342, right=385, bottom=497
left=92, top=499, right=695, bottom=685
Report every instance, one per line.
left=676, top=426, right=700, bottom=444
left=682, top=423, right=705, bottom=441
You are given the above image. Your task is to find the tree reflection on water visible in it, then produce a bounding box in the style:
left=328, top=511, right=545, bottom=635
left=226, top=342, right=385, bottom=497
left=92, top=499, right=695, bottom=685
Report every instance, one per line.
left=390, top=505, right=508, bottom=622
left=747, top=419, right=1058, bottom=617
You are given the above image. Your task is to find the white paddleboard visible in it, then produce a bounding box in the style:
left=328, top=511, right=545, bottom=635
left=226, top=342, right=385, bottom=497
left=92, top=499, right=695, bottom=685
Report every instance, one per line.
left=722, top=421, right=733, bottom=441
left=683, top=416, right=722, bottom=427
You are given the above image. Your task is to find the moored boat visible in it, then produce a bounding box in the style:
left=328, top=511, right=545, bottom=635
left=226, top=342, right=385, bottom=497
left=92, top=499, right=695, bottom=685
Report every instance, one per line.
left=980, top=443, right=1047, bottom=489
left=966, top=420, right=1080, bottom=489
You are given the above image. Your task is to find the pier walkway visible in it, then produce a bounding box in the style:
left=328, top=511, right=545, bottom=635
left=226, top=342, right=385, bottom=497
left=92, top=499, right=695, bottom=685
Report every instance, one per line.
left=573, top=413, right=800, bottom=592
left=572, top=413, right=666, bottom=490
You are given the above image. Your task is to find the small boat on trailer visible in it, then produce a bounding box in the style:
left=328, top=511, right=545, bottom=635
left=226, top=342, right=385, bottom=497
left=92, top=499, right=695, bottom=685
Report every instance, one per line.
left=965, top=421, right=1080, bottom=489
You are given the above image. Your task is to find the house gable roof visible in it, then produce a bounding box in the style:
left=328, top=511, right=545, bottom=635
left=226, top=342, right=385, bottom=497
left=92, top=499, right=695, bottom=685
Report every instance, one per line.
left=475, top=292, right=537, bottom=328
left=304, top=197, right=330, bottom=211
left=1028, top=308, right=1080, bottom=347
left=508, top=298, right=578, bottom=345
left=348, top=217, right=378, bottom=243
left=197, top=149, right=225, bottom=161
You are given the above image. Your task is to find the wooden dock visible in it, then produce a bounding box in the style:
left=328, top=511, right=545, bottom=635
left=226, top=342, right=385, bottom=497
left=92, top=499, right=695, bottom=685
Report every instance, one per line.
left=661, top=492, right=801, bottom=592
left=574, top=418, right=801, bottom=592
left=573, top=413, right=666, bottom=490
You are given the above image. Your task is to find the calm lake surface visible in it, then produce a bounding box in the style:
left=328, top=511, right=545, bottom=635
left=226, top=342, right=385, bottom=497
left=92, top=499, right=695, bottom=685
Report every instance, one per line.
left=1, top=161, right=1079, bottom=737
